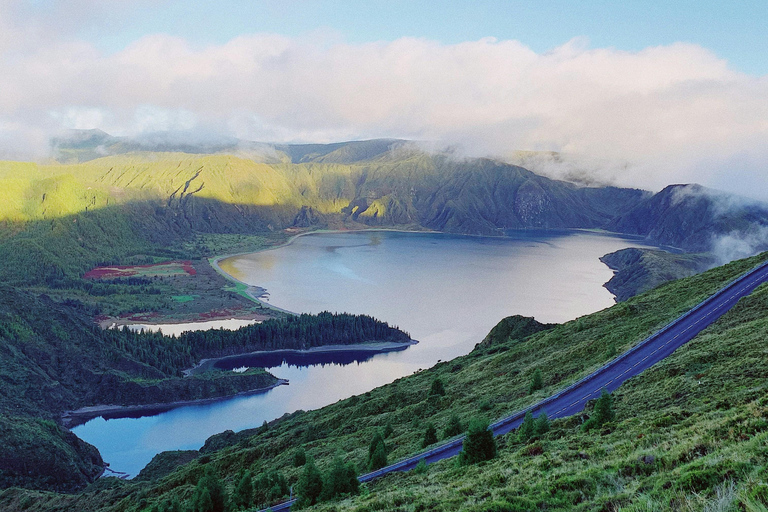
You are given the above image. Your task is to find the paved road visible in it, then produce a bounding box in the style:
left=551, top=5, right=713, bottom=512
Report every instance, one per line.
left=263, top=260, right=768, bottom=511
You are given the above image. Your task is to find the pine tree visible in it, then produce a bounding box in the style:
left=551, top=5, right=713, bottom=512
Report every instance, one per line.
left=582, top=389, right=615, bottom=431
left=368, top=432, right=388, bottom=470
left=429, top=377, right=446, bottom=397
left=422, top=423, right=438, bottom=448
left=319, top=455, right=359, bottom=501
left=233, top=470, right=252, bottom=510
left=295, top=459, right=323, bottom=507
left=460, top=417, right=497, bottom=465
left=594, top=389, right=615, bottom=424
left=369, top=439, right=388, bottom=470
left=534, top=412, right=550, bottom=436
left=517, top=411, right=536, bottom=443
left=192, top=486, right=213, bottom=512
left=443, top=414, right=464, bottom=438
left=529, top=368, right=543, bottom=394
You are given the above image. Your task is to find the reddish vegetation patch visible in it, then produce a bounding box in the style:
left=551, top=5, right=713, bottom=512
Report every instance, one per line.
left=83, top=260, right=196, bottom=279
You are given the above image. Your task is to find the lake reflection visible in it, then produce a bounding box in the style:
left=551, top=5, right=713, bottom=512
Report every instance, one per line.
left=74, top=230, right=650, bottom=476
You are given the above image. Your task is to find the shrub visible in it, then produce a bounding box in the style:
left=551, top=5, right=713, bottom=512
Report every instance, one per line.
left=517, top=411, right=536, bottom=444
left=232, top=470, right=252, bottom=510
left=460, top=417, right=497, bottom=465
left=582, top=390, right=615, bottom=432
left=529, top=368, right=543, bottom=394
left=430, top=377, right=446, bottom=397
left=444, top=414, right=464, bottom=438
left=295, top=459, right=323, bottom=508
left=320, top=455, right=359, bottom=501
left=368, top=432, right=388, bottom=471
left=293, top=447, right=307, bottom=467
left=422, top=423, right=438, bottom=448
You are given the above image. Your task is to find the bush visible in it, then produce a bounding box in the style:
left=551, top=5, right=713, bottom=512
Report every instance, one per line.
left=320, top=455, right=359, bottom=501
left=430, top=377, right=446, bottom=397
left=444, top=414, right=464, bottom=438
left=253, top=471, right=288, bottom=507
left=459, top=417, right=497, bottom=465
left=295, top=459, right=323, bottom=508
left=582, top=390, right=615, bottom=432
left=422, top=423, right=438, bottom=448
left=232, top=470, right=252, bottom=510
left=293, top=447, right=307, bottom=467
left=368, top=432, right=388, bottom=470
left=529, top=368, right=543, bottom=394
left=191, top=468, right=228, bottom=512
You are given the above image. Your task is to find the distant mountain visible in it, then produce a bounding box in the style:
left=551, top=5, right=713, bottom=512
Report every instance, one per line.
left=4, top=133, right=766, bottom=284
left=607, top=184, right=768, bottom=254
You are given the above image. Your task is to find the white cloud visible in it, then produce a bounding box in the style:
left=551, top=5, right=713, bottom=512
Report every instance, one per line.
left=0, top=18, right=766, bottom=198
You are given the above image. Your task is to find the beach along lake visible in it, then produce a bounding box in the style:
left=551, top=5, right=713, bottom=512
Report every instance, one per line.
left=74, top=230, right=651, bottom=476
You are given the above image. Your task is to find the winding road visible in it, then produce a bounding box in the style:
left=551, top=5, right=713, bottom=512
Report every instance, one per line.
left=263, top=259, right=768, bottom=511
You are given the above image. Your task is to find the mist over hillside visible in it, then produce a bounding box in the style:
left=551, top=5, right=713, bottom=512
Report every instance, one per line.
left=41, top=130, right=768, bottom=261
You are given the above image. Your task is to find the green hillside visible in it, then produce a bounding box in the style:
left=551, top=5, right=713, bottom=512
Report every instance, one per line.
left=0, top=285, right=408, bottom=492
left=4, top=252, right=766, bottom=510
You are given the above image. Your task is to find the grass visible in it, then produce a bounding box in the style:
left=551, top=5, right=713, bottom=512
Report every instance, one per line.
left=171, top=295, right=196, bottom=303
left=4, top=252, right=767, bottom=511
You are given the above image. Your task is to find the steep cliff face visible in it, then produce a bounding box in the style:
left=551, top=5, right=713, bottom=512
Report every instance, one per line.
left=607, top=184, right=768, bottom=252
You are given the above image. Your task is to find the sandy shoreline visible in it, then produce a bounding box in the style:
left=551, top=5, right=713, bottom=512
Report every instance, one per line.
left=185, top=339, right=419, bottom=376
left=62, top=379, right=289, bottom=428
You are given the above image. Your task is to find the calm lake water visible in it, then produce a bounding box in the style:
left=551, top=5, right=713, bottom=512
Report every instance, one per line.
left=74, top=230, right=649, bottom=476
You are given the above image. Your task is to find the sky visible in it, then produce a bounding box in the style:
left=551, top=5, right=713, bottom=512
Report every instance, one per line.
left=1, top=0, right=767, bottom=197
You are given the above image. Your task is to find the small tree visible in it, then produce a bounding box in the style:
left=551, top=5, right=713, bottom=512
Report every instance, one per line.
left=368, top=432, right=388, bottom=470
left=320, top=455, right=359, bottom=501
left=459, top=417, right=497, bottom=465
left=535, top=412, right=550, bottom=436
left=421, top=423, right=438, bottom=448
left=517, top=411, right=536, bottom=443
left=295, top=459, right=323, bottom=508
left=429, top=377, right=446, bottom=397
left=529, top=368, right=543, bottom=394
left=582, top=389, right=615, bottom=431
left=293, top=447, right=307, bottom=467
left=253, top=471, right=288, bottom=506
left=233, top=470, right=253, bottom=510
left=443, top=414, right=464, bottom=438
left=383, top=422, right=394, bottom=438
left=369, top=439, right=388, bottom=470
left=192, top=487, right=213, bottom=512
left=192, top=468, right=228, bottom=512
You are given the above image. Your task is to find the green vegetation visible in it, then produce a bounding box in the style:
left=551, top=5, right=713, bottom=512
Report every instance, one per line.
left=443, top=414, right=464, bottom=439
left=429, top=377, right=446, bottom=397
left=458, top=417, right=497, bottom=465
left=0, top=285, right=408, bottom=491
left=528, top=368, right=543, bottom=394
left=581, top=389, right=616, bottom=432
left=368, top=432, right=389, bottom=471
left=516, top=411, right=550, bottom=444
left=2, top=252, right=763, bottom=510
left=178, top=311, right=411, bottom=358
left=0, top=143, right=767, bottom=508
left=601, top=247, right=715, bottom=301
left=421, top=423, right=438, bottom=448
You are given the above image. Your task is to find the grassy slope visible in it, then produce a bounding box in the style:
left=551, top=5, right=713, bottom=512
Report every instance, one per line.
left=5, top=253, right=767, bottom=510
left=600, top=248, right=716, bottom=302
